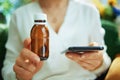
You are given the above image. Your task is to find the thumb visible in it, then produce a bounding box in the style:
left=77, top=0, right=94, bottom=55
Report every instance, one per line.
left=89, top=42, right=98, bottom=46
left=23, top=38, right=31, bottom=50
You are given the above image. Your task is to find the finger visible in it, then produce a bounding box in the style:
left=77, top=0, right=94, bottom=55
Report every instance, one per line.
left=66, top=52, right=83, bottom=61
left=80, top=58, right=103, bottom=71
left=66, top=53, right=95, bottom=70
left=15, top=57, right=36, bottom=73
left=35, top=61, right=44, bottom=72
left=16, top=75, right=23, bottom=80
left=13, top=64, right=33, bottom=80
left=77, top=60, right=95, bottom=71
left=89, top=42, right=98, bottom=46
left=23, top=38, right=31, bottom=50
left=80, top=51, right=101, bottom=60
left=20, top=48, right=40, bottom=65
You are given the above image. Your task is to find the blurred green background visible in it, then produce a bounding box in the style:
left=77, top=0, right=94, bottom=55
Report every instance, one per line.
left=0, top=0, right=31, bottom=24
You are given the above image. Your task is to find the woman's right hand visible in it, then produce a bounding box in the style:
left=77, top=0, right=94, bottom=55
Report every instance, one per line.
left=13, top=38, right=43, bottom=80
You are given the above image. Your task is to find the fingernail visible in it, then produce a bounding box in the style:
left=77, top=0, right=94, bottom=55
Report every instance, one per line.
left=24, top=59, right=29, bottom=63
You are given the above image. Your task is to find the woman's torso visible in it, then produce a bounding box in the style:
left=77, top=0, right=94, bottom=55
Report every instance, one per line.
left=13, top=0, right=101, bottom=80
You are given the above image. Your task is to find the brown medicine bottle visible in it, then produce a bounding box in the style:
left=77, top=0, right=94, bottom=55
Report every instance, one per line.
left=31, top=13, right=49, bottom=61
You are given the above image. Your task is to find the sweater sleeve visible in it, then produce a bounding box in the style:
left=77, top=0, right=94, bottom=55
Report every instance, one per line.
left=2, top=13, right=23, bottom=80
left=89, top=7, right=111, bottom=76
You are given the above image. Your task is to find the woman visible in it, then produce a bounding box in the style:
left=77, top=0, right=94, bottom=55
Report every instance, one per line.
left=2, top=0, right=111, bottom=80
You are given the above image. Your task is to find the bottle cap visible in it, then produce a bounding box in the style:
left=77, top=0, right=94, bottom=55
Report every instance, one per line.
left=34, top=13, right=47, bottom=20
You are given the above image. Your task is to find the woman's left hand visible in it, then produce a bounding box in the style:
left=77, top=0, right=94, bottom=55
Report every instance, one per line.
left=66, top=42, right=103, bottom=71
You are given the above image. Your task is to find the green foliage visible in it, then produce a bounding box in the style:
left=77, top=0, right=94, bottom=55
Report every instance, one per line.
left=0, top=24, right=8, bottom=80
left=101, top=19, right=120, bottom=60
left=0, top=0, right=32, bottom=15
left=0, top=0, right=13, bottom=15
left=102, top=5, right=116, bottom=22
left=0, top=0, right=32, bottom=24
left=21, top=0, right=31, bottom=4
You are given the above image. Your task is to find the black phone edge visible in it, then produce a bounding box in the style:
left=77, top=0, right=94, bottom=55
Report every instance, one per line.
left=68, top=46, right=104, bottom=52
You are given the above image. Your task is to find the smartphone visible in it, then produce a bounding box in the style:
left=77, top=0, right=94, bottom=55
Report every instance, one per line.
left=61, top=46, right=104, bottom=53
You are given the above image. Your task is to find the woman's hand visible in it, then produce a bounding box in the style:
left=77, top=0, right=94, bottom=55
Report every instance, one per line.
left=66, top=42, right=103, bottom=71
left=13, top=38, right=43, bottom=80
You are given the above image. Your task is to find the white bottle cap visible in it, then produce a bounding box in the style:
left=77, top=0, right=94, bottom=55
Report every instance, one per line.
left=34, top=13, right=47, bottom=20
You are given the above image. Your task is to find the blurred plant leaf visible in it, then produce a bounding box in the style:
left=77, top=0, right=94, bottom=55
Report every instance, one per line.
left=0, top=0, right=13, bottom=15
